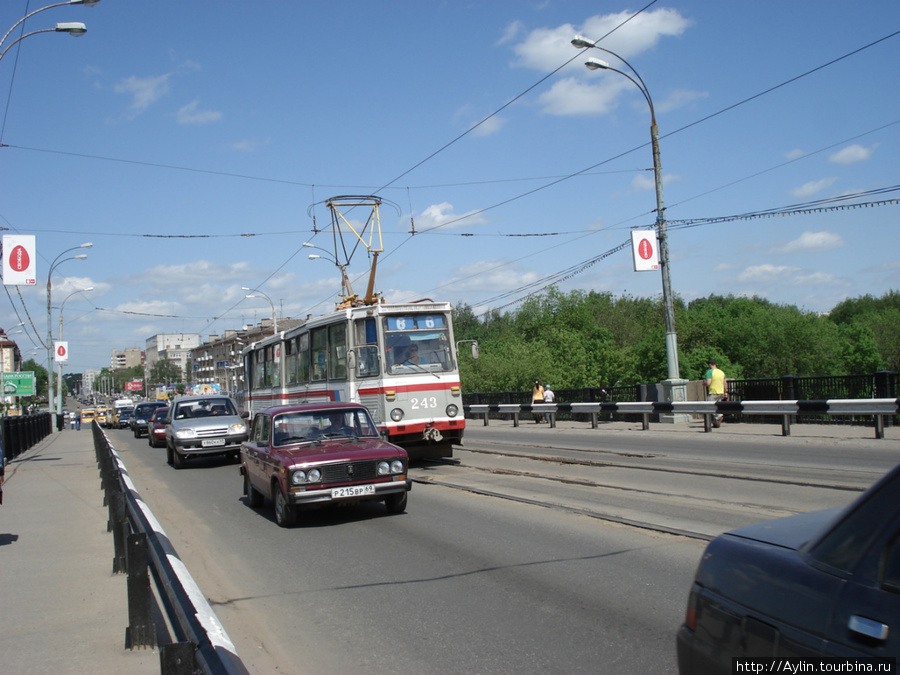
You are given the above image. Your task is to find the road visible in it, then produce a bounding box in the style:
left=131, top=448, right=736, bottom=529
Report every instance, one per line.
left=106, top=420, right=899, bottom=674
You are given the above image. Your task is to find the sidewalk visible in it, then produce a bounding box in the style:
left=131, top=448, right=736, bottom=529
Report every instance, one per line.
left=0, top=427, right=159, bottom=675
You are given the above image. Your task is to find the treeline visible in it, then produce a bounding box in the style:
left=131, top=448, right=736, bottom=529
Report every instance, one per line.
left=453, top=289, right=900, bottom=392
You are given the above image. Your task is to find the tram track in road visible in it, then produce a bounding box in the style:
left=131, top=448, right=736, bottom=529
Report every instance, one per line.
left=406, top=439, right=874, bottom=542
left=452, top=443, right=873, bottom=492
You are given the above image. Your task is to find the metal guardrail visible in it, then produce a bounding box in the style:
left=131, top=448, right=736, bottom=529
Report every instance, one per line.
left=464, top=398, right=900, bottom=439
left=93, top=422, right=249, bottom=675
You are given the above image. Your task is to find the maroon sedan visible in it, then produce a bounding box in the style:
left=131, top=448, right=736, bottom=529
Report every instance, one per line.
left=147, top=407, right=169, bottom=448
left=241, top=403, right=410, bottom=527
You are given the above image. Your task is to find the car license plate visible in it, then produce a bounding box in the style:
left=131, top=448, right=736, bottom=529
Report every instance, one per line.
left=331, top=485, right=375, bottom=499
left=201, top=438, right=226, bottom=447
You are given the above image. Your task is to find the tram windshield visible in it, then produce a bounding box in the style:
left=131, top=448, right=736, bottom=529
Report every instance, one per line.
left=383, top=314, right=453, bottom=374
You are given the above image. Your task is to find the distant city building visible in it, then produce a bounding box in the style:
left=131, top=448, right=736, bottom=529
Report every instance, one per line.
left=110, top=347, right=144, bottom=370
left=83, top=368, right=100, bottom=394
left=0, top=327, right=23, bottom=374
left=190, top=318, right=303, bottom=395
left=145, top=333, right=201, bottom=382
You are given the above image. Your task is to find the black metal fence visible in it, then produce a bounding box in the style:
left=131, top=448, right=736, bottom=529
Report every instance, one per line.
left=463, top=371, right=900, bottom=427
left=1, top=412, right=53, bottom=465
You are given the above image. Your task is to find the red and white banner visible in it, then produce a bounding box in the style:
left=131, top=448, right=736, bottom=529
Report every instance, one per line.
left=631, top=230, right=659, bottom=272
left=54, top=341, right=69, bottom=363
left=125, top=380, right=143, bottom=392
left=2, top=235, right=37, bottom=285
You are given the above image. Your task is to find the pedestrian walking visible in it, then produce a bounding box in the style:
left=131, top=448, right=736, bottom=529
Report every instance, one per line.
left=704, top=359, right=726, bottom=427
left=532, top=380, right=544, bottom=423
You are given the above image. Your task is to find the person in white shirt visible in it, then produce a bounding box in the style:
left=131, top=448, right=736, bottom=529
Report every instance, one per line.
left=542, top=385, right=555, bottom=424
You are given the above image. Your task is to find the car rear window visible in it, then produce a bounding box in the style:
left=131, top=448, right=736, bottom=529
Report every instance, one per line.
left=806, top=468, right=900, bottom=572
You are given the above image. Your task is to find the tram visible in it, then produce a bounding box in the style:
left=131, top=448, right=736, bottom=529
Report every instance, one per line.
left=240, top=196, right=468, bottom=459
left=242, top=301, right=464, bottom=458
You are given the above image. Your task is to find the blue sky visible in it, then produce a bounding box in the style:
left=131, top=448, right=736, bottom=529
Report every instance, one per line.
left=1, top=1, right=897, bottom=375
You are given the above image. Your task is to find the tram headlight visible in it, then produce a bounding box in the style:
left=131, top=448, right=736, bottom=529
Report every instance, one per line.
left=390, top=408, right=404, bottom=422
left=446, top=404, right=459, bottom=417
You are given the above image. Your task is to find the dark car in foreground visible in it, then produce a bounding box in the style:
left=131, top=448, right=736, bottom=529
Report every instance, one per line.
left=131, top=401, right=169, bottom=438
left=241, top=403, right=410, bottom=527
left=677, top=463, right=900, bottom=673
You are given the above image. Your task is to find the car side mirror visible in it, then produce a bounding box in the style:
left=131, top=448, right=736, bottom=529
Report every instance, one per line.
left=241, top=410, right=250, bottom=419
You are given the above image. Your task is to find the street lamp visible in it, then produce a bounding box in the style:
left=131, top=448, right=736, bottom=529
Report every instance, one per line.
left=242, top=287, right=277, bottom=334
left=0, top=0, right=98, bottom=62
left=303, top=242, right=357, bottom=306
left=572, top=36, right=687, bottom=403
left=46, top=242, right=91, bottom=415
left=56, top=286, right=92, bottom=414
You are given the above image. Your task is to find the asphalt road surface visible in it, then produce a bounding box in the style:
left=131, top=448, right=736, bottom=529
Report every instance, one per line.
left=106, top=420, right=899, bottom=674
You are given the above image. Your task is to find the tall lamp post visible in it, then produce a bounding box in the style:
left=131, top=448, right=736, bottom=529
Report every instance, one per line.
left=572, top=36, right=688, bottom=411
left=46, top=243, right=92, bottom=415
left=303, top=242, right=356, bottom=306
left=56, top=286, right=93, bottom=415
left=0, top=0, right=98, bottom=62
left=242, top=287, right=277, bottom=334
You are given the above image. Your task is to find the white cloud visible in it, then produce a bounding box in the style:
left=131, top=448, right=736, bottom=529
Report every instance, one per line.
left=829, top=143, right=877, bottom=164
left=513, top=9, right=691, bottom=117
left=232, top=138, right=270, bottom=152
left=538, top=76, right=628, bottom=116
left=513, top=9, right=691, bottom=72
left=790, top=177, right=836, bottom=199
left=471, top=115, right=506, bottom=137
left=738, top=264, right=798, bottom=283
left=498, top=20, right=524, bottom=46
left=416, top=202, right=488, bottom=230
left=785, top=149, right=805, bottom=161
left=114, top=74, right=171, bottom=113
left=444, top=260, right=541, bottom=293
left=780, top=231, right=844, bottom=254
left=177, top=100, right=222, bottom=125
left=656, top=89, right=708, bottom=113
left=792, top=272, right=837, bottom=286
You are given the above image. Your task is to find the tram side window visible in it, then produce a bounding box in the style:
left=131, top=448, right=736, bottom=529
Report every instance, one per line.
left=270, top=345, right=280, bottom=387
left=329, top=323, right=347, bottom=380
left=286, top=333, right=309, bottom=385
left=254, top=349, right=267, bottom=388
left=354, top=318, right=379, bottom=378
left=310, top=327, right=328, bottom=381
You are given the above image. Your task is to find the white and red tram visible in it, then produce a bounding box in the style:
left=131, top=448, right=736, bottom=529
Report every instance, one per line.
left=241, top=301, right=464, bottom=459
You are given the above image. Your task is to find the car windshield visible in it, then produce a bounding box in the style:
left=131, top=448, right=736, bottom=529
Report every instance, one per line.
left=271, top=409, right=379, bottom=446
left=174, top=399, right=237, bottom=419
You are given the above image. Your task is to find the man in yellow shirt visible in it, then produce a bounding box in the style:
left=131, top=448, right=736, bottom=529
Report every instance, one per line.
left=704, top=359, right=726, bottom=427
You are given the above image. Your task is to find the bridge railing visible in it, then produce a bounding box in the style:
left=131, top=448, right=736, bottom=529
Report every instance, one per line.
left=464, top=398, right=900, bottom=439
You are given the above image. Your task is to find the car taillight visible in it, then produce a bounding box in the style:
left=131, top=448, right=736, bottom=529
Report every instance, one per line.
left=684, top=586, right=699, bottom=631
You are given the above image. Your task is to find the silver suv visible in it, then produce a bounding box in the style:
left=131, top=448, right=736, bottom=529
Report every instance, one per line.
left=165, top=395, right=249, bottom=469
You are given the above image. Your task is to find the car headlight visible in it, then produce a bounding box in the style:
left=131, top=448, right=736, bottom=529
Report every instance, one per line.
left=291, top=470, right=306, bottom=485
left=446, top=404, right=459, bottom=417
left=390, top=460, right=404, bottom=474
left=307, top=468, right=322, bottom=483
left=230, top=423, right=247, bottom=434
left=390, top=408, right=404, bottom=422
left=175, top=428, right=196, bottom=439
left=291, top=468, right=322, bottom=484
left=377, top=461, right=390, bottom=476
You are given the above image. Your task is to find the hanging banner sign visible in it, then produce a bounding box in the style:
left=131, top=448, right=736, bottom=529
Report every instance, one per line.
left=631, top=230, right=659, bottom=272
left=2, top=235, right=37, bottom=285
left=54, top=341, right=69, bottom=363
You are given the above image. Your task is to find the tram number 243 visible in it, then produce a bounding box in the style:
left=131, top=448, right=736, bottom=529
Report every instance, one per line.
left=410, top=396, right=439, bottom=410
